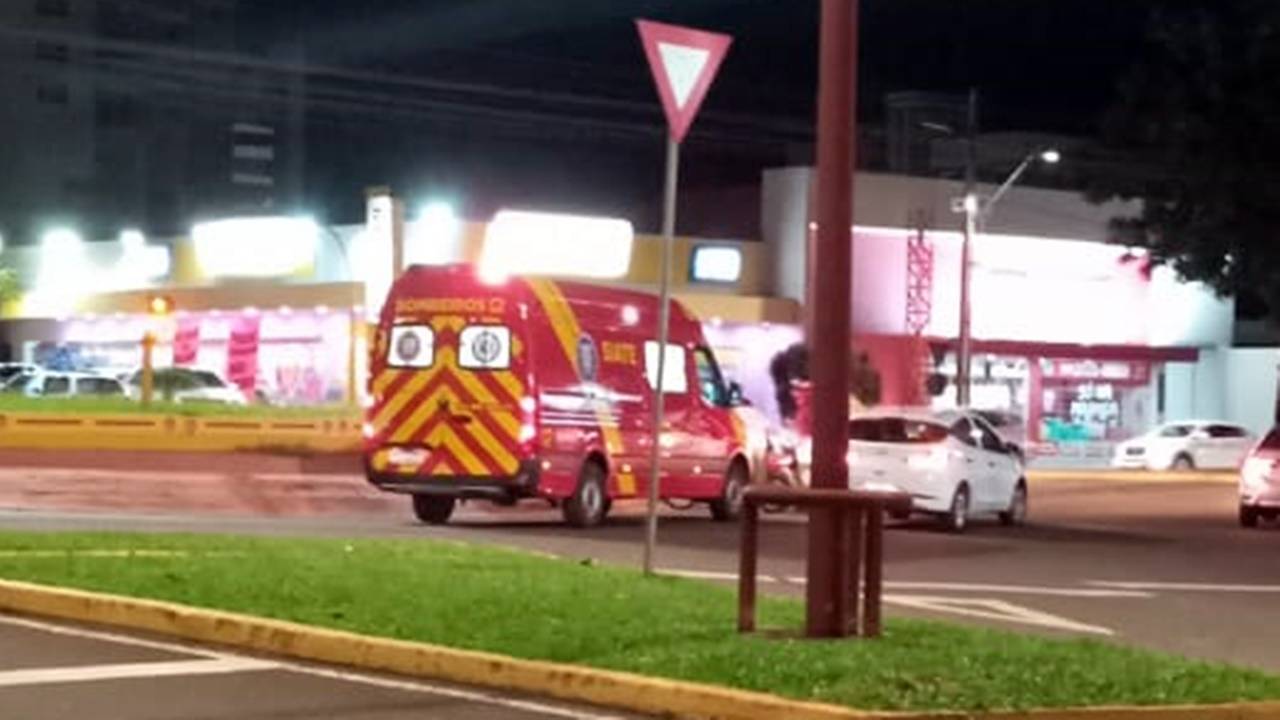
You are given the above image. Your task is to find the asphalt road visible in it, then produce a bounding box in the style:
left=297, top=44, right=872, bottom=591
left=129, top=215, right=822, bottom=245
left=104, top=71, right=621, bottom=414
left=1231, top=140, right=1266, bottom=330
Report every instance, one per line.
left=0, top=613, right=641, bottom=720
left=0, top=450, right=1277, bottom=674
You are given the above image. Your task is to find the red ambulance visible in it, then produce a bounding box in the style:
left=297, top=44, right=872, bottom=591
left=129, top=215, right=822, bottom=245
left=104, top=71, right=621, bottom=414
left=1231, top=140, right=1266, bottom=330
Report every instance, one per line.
left=363, top=263, right=752, bottom=527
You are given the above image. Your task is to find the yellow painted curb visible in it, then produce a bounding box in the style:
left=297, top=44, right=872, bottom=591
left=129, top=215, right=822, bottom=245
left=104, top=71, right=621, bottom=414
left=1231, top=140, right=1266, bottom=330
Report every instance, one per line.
left=1028, top=469, right=1237, bottom=485
left=1, top=578, right=1279, bottom=720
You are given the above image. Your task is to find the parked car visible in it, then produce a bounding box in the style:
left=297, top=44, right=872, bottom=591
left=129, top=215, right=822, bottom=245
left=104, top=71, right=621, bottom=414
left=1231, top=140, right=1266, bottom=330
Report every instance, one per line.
left=1112, top=421, right=1253, bottom=471
left=0, top=363, right=38, bottom=385
left=122, top=367, right=248, bottom=405
left=1239, top=427, right=1280, bottom=528
left=845, top=408, right=1027, bottom=532
left=2, top=370, right=126, bottom=398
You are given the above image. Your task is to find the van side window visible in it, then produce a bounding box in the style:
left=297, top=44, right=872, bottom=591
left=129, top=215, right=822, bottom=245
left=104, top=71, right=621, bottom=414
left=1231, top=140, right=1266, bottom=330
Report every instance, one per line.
left=693, top=347, right=728, bottom=407
left=643, top=341, right=687, bottom=394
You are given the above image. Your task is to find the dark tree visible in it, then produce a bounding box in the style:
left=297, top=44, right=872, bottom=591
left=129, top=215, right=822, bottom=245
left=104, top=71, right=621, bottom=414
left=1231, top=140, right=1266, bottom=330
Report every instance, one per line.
left=1090, top=2, right=1280, bottom=318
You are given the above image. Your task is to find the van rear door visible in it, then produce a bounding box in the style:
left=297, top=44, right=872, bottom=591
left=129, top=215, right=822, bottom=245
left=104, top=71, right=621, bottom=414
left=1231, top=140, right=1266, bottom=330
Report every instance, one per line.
left=371, top=284, right=532, bottom=480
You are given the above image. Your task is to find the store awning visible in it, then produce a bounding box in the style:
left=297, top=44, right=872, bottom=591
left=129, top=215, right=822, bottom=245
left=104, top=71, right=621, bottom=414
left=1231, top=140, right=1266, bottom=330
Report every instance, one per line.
left=930, top=338, right=1199, bottom=363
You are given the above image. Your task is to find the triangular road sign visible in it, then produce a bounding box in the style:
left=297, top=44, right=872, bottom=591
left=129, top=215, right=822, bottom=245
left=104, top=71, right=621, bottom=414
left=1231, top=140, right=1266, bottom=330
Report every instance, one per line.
left=636, top=19, right=732, bottom=144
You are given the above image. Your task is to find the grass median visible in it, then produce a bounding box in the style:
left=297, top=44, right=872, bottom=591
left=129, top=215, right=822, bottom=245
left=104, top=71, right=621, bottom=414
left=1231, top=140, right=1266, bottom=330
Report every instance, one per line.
left=2, top=531, right=1278, bottom=712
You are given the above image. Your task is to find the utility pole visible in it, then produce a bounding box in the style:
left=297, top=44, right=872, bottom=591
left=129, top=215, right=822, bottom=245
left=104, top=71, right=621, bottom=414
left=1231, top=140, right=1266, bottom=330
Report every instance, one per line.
left=806, top=0, right=858, bottom=638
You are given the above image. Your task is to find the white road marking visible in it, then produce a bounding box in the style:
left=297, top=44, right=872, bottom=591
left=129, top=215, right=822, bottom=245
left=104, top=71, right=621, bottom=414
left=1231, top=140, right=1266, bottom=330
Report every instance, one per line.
left=883, top=581, right=1150, bottom=598
left=1089, top=580, right=1280, bottom=593
left=885, top=595, right=1115, bottom=637
left=780, top=576, right=1149, bottom=598
left=0, top=658, right=278, bottom=688
left=0, top=614, right=627, bottom=719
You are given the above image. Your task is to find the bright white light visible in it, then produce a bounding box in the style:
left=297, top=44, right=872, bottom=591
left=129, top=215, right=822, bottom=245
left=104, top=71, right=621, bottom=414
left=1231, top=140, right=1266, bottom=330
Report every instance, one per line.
left=192, top=216, right=318, bottom=278
left=1040, top=149, right=1062, bottom=164
left=406, top=201, right=460, bottom=266
left=0, top=232, right=5, bottom=254
left=120, top=229, right=146, bottom=253
left=42, top=227, right=83, bottom=254
left=962, top=194, right=980, bottom=215
left=621, top=305, right=640, bottom=326
left=690, top=245, right=743, bottom=283
left=481, top=210, right=633, bottom=281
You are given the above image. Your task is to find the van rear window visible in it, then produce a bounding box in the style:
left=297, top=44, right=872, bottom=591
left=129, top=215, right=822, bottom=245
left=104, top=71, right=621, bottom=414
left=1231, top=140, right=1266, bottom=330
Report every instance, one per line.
left=459, top=325, right=511, bottom=370
left=389, top=325, right=434, bottom=368
left=849, top=418, right=948, bottom=444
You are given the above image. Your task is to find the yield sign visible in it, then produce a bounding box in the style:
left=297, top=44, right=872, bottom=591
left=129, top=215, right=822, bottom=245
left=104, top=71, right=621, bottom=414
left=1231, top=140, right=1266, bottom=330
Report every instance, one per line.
left=636, top=19, right=732, bottom=144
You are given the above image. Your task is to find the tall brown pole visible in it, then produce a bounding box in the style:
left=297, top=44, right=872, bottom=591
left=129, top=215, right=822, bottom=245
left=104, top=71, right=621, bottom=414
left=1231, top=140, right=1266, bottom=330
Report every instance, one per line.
left=807, top=0, right=857, bottom=638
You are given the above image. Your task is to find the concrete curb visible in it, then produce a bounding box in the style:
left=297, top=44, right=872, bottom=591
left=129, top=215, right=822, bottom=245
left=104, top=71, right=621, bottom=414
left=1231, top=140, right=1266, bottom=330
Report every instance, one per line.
left=1027, top=469, right=1237, bottom=484
left=2, top=578, right=1279, bottom=720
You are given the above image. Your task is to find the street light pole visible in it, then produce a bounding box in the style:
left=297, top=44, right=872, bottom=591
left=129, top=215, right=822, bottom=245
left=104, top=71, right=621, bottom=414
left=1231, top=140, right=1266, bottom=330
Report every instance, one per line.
left=956, top=89, right=978, bottom=408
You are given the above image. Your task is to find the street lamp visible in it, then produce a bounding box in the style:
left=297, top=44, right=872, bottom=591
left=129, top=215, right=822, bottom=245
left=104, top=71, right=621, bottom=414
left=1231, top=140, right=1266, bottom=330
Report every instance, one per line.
left=955, top=147, right=1062, bottom=406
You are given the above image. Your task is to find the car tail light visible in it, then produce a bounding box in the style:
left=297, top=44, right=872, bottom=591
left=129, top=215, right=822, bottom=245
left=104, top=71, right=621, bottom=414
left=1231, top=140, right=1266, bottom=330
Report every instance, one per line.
left=1243, top=456, right=1276, bottom=483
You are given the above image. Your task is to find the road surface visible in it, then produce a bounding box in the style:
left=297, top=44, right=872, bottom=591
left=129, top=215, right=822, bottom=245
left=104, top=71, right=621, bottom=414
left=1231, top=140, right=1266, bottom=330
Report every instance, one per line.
left=0, top=613, right=640, bottom=720
left=0, top=450, right=1277, bottom=673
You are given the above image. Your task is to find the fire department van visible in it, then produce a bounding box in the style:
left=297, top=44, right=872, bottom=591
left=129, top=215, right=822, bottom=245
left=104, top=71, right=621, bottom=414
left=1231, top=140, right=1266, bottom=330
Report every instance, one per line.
left=363, top=263, right=752, bottom=527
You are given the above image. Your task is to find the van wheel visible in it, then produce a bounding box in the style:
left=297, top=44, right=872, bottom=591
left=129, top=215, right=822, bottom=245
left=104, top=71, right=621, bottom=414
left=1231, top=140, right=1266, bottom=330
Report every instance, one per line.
left=563, top=461, right=608, bottom=528
left=411, top=495, right=455, bottom=525
left=940, top=484, right=970, bottom=534
left=1171, top=454, right=1195, bottom=471
left=710, top=460, right=747, bottom=522
left=1240, top=504, right=1260, bottom=528
left=999, top=481, right=1028, bottom=527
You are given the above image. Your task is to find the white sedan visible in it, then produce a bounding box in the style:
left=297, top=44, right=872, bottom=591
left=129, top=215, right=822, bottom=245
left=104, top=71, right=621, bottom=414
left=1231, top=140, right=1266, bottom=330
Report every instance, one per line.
left=845, top=408, right=1027, bottom=532
left=1112, top=421, right=1253, bottom=471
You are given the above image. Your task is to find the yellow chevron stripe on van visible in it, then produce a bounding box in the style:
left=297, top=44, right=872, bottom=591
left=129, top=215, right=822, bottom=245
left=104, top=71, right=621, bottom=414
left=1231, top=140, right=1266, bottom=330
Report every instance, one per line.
left=526, top=279, right=625, bottom=461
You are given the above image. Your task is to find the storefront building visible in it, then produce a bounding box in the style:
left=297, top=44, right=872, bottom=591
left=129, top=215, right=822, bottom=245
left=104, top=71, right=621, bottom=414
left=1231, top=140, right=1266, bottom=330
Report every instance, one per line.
left=762, top=167, right=1237, bottom=449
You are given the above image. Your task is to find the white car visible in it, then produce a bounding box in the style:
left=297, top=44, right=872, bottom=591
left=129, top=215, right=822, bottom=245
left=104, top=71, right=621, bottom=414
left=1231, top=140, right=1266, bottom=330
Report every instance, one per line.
left=123, top=368, right=248, bottom=405
left=846, top=408, right=1027, bottom=532
left=2, top=370, right=127, bottom=398
left=1112, top=421, right=1253, bottom=471
left=1238, top=427, right=1280, bottom=528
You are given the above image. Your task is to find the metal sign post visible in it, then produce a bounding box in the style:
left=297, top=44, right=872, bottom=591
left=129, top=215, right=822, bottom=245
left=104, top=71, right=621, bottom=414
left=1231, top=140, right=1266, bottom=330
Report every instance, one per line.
left=635, top=19, right=732, bottom=575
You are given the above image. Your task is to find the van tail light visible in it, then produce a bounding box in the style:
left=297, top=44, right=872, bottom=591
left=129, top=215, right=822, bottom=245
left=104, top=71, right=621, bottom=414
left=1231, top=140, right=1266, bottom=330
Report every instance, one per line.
left=361, top=422, right=377, bottom=440
left=518, top=395, right=538, bottom=448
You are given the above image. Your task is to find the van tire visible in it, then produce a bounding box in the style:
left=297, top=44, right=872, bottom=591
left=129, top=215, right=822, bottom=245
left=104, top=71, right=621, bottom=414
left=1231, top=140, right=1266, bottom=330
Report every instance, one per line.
left=710, top=460, right=747, bottom=522
left=411, top=495, right=455, bottom=525
left=563, top=460, right=608, bottom=528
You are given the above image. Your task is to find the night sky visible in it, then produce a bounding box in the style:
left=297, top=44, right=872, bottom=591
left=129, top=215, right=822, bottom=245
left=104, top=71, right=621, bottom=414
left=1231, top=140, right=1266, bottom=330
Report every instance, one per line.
left=244, top=0, right=1156, bottom=133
